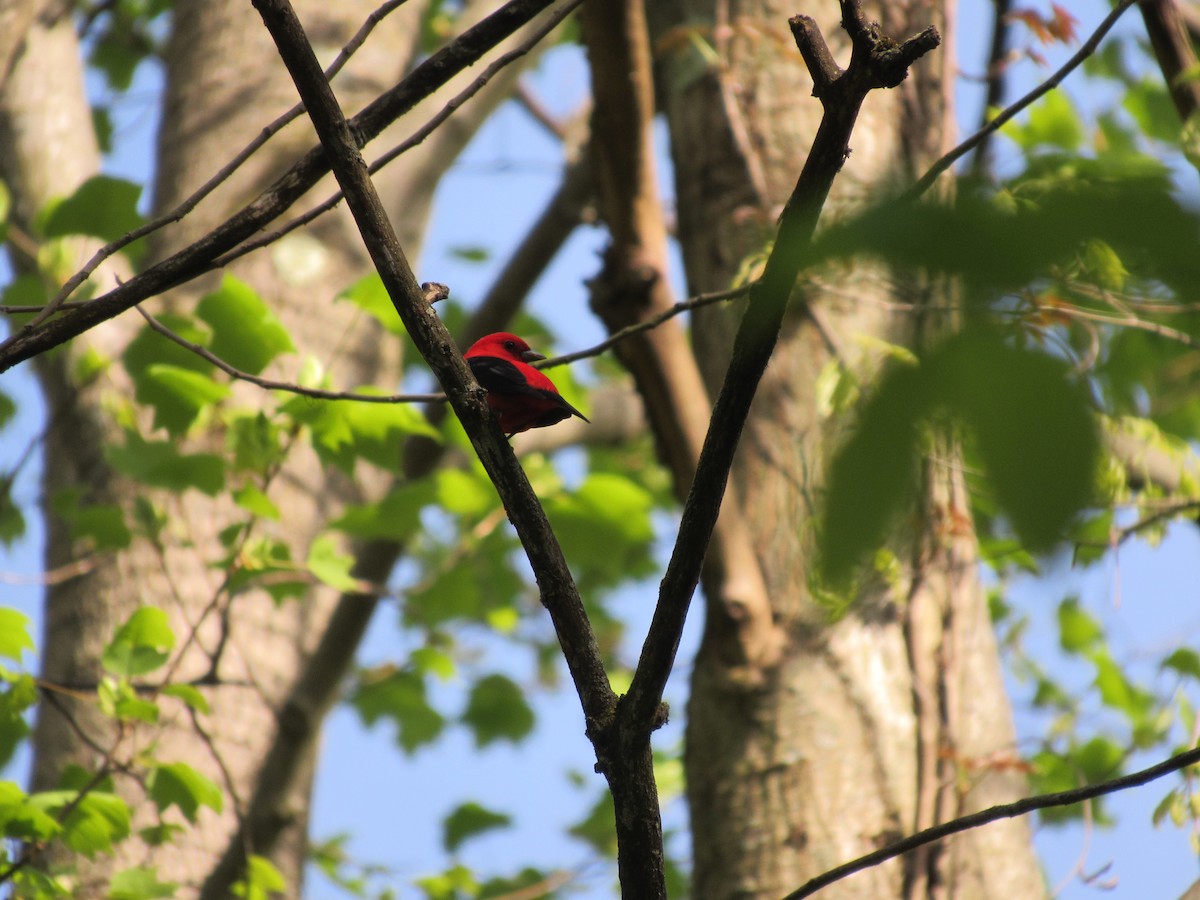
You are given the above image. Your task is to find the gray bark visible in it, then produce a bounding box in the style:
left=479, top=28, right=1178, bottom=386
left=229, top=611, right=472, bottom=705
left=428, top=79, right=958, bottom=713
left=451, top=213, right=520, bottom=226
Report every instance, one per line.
left=649, top=1, right=1047, bottom=896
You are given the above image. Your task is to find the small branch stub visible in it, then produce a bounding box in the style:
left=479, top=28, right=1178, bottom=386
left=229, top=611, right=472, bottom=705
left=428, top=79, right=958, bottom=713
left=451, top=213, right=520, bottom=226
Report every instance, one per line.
left=790, top=0, right=941, bottom=105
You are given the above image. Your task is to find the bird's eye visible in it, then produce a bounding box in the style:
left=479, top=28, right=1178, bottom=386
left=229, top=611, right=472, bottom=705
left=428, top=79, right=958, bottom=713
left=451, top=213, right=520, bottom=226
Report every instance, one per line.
left=504, top=340, right=517, bottom=351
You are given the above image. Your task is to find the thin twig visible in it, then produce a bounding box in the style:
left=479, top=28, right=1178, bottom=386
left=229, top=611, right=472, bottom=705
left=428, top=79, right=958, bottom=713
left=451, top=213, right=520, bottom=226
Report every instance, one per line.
left=783, top=745, right=1200, bottom=899
left=907, top=0, right=1138, bottom=199
left=0, top=0, right=567, bottom=373
left=0, top=0, right=416, bottom=347
left=213, top=0, right=585, bottom=271
left=132, top=305, right=442, bottom=405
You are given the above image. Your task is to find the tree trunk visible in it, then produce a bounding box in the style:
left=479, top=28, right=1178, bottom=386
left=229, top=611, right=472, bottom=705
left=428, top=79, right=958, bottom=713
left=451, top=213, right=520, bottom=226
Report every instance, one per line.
left=2, top=0, right=421, bottom=893
left=650, top=1, right=1047, bottom=896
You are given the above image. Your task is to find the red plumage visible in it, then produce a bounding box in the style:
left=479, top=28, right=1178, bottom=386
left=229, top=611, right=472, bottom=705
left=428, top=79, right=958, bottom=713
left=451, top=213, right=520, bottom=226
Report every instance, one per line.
left=464, top=332, right=590, bottom=437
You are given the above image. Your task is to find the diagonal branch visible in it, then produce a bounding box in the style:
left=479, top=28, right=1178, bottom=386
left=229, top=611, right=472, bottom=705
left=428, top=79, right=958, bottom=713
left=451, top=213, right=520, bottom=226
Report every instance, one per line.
left=1139, top=0, right=1200, bottom=127
left=199, top=128, right=594, bottom=899
left=253, top=0, right=613, bottom=770
left=908, top=0, right=1137, bottom=199
left=0, top=0, right=572, bottom=373
left=622, top=0, right=940, bottom=737
left=782, top=745, right=1200, bottom=899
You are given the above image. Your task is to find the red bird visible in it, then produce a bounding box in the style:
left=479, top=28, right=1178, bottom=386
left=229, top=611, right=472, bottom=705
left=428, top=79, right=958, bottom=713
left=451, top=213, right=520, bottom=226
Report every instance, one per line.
left=464, top=332, right=589, bottom=438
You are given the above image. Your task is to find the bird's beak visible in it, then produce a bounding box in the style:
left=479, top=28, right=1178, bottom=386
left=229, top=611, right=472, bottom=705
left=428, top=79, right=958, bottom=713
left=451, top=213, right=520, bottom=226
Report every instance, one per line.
left=520, top=349, right=546, bottom=363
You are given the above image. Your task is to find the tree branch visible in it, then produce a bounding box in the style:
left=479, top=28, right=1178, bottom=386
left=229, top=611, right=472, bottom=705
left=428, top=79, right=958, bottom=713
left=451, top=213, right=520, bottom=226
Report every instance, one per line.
left=214, top=0, right=585, bottom=272
left=782, top=745, right=1200, bottom=899
left=132, top=283, right=449, bottom=405
left=253, top=0, right=613, bottom=786
left=198, top=143, right=595, bottom=898
left=1139, top=0, right=1200, bottom=127
left=0, top=0, right=572, bottom=373
left=622, top=0, right=940, bottom=738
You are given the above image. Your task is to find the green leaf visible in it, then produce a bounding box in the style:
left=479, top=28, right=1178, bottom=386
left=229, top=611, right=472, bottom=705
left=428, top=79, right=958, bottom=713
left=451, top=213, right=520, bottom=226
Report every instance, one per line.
left=102, top=607, right=175, bottom=677
left=0, top=389, right=16, bottom=431
left=406, top=528, right=523, bottom=627
left=568, top=791, right=617, bottom=857
left=32, top=790, right=132, bottom=857
left=543, top=472, right=657, bottom=587
left=819, top=363, right=927, bottom=585
left=141, top=364, right=231, bottom=433
left=1057, top=596, right=1103, bottom=654
left=0, top=674, right=35, bottom=768
left=197, top=276, right=296, bottom=375
left=931, top=329, right=1098, bottom=552
left=123, top=315, right=219, bottom=434
left=1162, top=648, right=1200, bottom=681
left=0, top=782, right=62, bottom=843
left=306, top=534, right=360, bottom=592
left=0, top=609, right=34, bottom=662
left=1092, top=650, right=1153, bottom=719
left=337, top=273, right=406, bottom=336
left=281, top=391, right=439, bottom=475
left=41, top=175, right=145, bottom=243
left=227, top=412, right=286, bottom=473
left=147, top=762, right=223, bottom=823
left=50, top=493, right=133, bottom=552
left=233, top=855, right=287, bottom=900
left=233, top=485, right=280, bottom=520
left=0, top=477, right=27, bottom=547
left=107, top=432, right=225, bottom=496
left=433, top=468, right=497, bottom=518
left=461, top=674, right=534, bottom=748
left=108, top=867, right=179, bottom=900
left=1003, top=89, right=1085, bottom=151
left=351, top=666, right=445, bottom=754
left=99, top=679, right=160, bottom=724
left=1124, top=77, right=1181, bottom=145
left=442, top=801, right=512, bottom=853
left=161, top=683, right=211, bottom=715
left=331, top=480, right=436, bottom=542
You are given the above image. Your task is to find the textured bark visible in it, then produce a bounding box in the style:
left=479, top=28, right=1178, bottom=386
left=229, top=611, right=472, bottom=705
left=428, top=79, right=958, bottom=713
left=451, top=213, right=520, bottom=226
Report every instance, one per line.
left=0, top=0, right=542, bottom=894
left=648, top=1, right=1046, bottom=897
left=5, top=2, right=417, bottom=894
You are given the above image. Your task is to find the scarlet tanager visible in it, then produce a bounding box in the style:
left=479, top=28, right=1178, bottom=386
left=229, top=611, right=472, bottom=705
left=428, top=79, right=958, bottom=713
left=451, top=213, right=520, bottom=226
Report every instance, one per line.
left=464, top=332, right=590, bottom=438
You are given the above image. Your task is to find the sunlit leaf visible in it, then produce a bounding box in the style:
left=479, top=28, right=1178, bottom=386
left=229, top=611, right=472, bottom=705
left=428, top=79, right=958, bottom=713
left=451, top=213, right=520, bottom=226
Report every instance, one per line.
left=0, top=609, right=34, bottom=662
left=41, top=175, right=145, bottom=243
left=147, top=762, right=223, bottom=823
left=197, top=276, right=296, bottom=375
left=1057, top=596, right=1104, bottom=654
left=306, top=534, right=360, bottom=592
left=108, top=866, right=178, bottom=900
left=102, top=607, right=175, bottom=677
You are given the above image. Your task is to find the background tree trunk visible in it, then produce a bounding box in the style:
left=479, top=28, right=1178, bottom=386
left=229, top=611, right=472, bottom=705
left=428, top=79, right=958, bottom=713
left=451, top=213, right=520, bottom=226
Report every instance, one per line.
left=649, top=1, right=1047, bottom=896
left=1, top=0, right=526, bottom=893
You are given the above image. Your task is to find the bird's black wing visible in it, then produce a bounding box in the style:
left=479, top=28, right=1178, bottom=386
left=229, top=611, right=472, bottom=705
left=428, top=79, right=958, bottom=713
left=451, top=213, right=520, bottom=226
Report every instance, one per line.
left=468, top=356, right=590, bottom=423
left=467, top=355, right=543, bottom=397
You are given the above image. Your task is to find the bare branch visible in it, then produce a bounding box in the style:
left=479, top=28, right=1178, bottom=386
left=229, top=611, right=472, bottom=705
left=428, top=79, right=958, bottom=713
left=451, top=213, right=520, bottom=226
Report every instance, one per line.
left=0, top=0, right=418, bottom=344
left=782, top=745, right=1200, bottom=899
left=0, top=0, right=574, bottom=373
left=214, top=0, right=584, bottom=271
left=131, top=282, right=449, bottom=405
left=1140, top=0, right=1200, bottom=125
left=201, top=9, right=615, bottom=896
